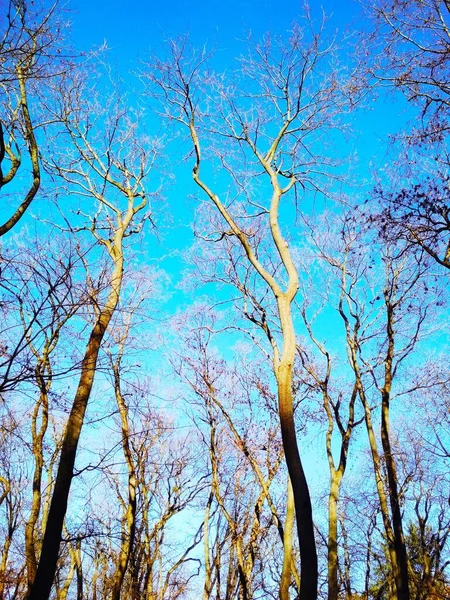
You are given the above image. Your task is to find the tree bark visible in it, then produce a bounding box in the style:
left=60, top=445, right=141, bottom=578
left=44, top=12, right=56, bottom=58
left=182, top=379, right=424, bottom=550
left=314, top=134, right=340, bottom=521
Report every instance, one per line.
left=27, top=247, right=124, bottom=600
left=0, top=67, right=41, bottom=237
left=25, top=362, right=49, bottom=590
left=327, top=471, right=342, bottom=600
left=380, top=300, right=409, bottom=600
left=277, top=299, right=317, bottom=600
left=280, top=477, right=295, bottom=600
left=110, top=360, right=137, bottom=600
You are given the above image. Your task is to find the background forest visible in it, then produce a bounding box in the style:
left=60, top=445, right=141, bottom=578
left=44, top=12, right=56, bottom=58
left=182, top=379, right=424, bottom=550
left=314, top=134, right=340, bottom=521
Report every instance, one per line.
left=0, top=1, right=449, bottom=599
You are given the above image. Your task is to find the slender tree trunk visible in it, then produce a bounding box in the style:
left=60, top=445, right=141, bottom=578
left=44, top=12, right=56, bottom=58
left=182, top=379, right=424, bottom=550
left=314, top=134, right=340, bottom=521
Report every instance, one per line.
left=359, top=386, right=401, bottom=593
left=276, top=314, right=317, bottom=600
left=208, top=404, right=250, bottom=599
left=56, top=545, right=75, bottom=600
left=328, top=470, right=343, bottom=600
left=381, top=391, right=409, bottom=600
left=245, top=488, right=267, bottom=592
left=380, top=299, right=409, bottom=600
left=203, top=491, right=214, bottom=600
left=325, top=385, right=355, bottom=600
left=28, top=248, right=124, bottom=600
left=0, top=519, right=13, bottom=600
left=341, top=514, right=353, bottom=600
left=278, top=362, right=316, bottom=600
left=0, top=66, right=40, bottom=237
left=71, top=540, right=83, bottom=600
left=110, top=362, right=137, bottom=600
left=346, top=320, right=402, bottom=599
left=280, top=477, right=295, bottom=600
left=277, top=299, right=317, bottom=600
left=25, top=357, right=50, bottom=590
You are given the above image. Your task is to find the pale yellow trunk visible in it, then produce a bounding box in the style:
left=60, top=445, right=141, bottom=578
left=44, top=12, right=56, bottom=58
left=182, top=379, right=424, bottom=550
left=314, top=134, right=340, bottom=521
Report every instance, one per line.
left=328, top=470, right=343, bottom=600
left=25, top=357, right=50, bottom=590
left=110, top=365, right=137, bottom=600
left=360, top=389, right=400, bottom=585
left=280, top=477, right=295, bottom=600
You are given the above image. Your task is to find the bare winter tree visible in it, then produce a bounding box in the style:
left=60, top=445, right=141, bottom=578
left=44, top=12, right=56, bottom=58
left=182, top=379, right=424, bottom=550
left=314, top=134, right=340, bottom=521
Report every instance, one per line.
left=172, top=308, right=299, bottom=599
left=0, top=414, right=26, bottom=600
left=27, top=69, right=157, bottom=599
left=368, top=0, right=450, bottom=143
left=366, top=1, right=450, bottom=270
left=298, top=274, right=363, bottom=599
left=147, top=15, right=351, bottom=598
left=329, top=237, right=434, bottom=600
left=0, top=0, right=68, bottom=236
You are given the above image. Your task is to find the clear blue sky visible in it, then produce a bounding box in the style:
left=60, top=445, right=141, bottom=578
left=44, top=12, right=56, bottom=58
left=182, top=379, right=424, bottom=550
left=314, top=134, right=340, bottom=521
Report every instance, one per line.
left=68, top=0, right=364, bottom=62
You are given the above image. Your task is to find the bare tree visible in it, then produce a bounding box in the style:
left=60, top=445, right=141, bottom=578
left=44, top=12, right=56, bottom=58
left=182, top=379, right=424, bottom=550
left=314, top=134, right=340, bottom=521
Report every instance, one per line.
left=371, top=177, right=450, bottom=271
left=115, top=399, right=201, bottom=600
left=0, top=0, right=69, bottom=236
left=148, top=16, right=350, bottom=596
left=0, top=239, right=89, bottom=398
left=107, top=320, right=138, bottom=600
left=172, top=309, right=299, bottom=599
left=368, top=0, right=450, bottom=143
left=18, top=245, right=88, bottom=591
left=365, top=1, right=450, bottom=270
left=335, top=239, right=433, bottom=600
left=0, top=415, right=26, bottom=600
left=27, top=70, right=156, bottom=599
left=299, top=294, right=363, bottom=600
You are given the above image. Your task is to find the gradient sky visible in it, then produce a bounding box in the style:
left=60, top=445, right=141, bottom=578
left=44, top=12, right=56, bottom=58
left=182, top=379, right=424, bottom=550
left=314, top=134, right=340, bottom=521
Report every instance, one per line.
left=68, top=0, right=364, bottom=62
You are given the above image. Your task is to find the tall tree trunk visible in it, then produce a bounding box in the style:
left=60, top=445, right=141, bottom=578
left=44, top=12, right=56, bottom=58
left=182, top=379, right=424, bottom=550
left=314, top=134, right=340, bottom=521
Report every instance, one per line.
left=324, top=383, right=356, bottom=600
left=341, top=514, right=353, bottom=600
left=381, top=390, right=409, bottom=600
left=25, top=355, right=51, bottom=590
left=110, top=360, right=137, bottom=600
left=359, top=384, right=400, bottom=577
left=71, top=540, right=83, bottom=600
left=328, top=470, right=343, bottom=600
left=280, top=477, right=295, bottom=600
left=277, top=299, right=317, bottom=600
left=0, top=499, right=15, bottom=600
left=28, top=247, right=124, bottom=600
left=380, top=300, right=409, bottom=600
left=345, top=316, right=403, bottom=600
left=203, top=491, right=214, bottom=600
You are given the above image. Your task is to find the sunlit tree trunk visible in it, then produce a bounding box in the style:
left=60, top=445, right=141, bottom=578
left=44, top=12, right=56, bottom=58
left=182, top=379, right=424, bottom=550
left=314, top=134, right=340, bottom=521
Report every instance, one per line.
left=28, top=243, right=124, bottom=600
left=380, top=295, right=409, bottom=600
left=24, top=358, right=50, bottom=588
left=277, top=297, right=317, bottom=600
left=0, top=485, right=17, bottom=600
left=280, top=478, right=295, bottom=600
left=110, top=353, right=137, bottom=600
